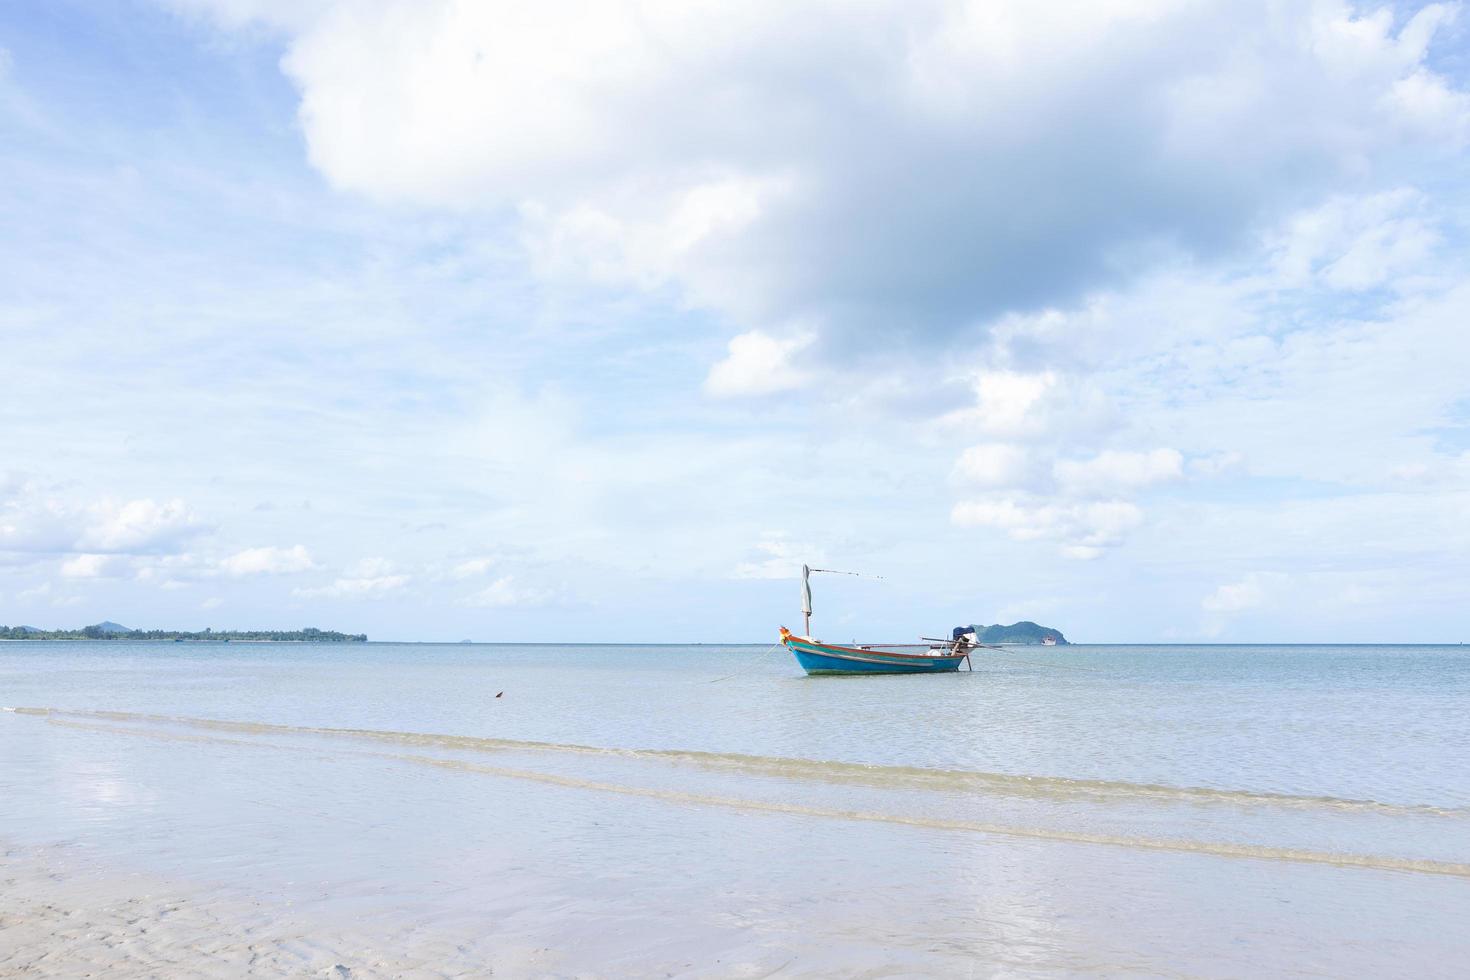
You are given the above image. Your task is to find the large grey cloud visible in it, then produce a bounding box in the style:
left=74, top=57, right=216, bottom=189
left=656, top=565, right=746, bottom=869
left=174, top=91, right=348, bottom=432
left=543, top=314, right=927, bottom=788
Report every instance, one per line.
left=176, top=0, right=1467, bottom=347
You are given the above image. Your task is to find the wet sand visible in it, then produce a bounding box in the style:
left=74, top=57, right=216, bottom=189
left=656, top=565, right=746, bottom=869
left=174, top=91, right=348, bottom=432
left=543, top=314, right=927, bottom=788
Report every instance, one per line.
left=0, top=846, right=542, bottom=979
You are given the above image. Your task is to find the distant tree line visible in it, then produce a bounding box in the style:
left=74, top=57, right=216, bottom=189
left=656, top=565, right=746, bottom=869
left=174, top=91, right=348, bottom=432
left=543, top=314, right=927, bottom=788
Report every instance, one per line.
left=0, top=625, right=367, bottom=642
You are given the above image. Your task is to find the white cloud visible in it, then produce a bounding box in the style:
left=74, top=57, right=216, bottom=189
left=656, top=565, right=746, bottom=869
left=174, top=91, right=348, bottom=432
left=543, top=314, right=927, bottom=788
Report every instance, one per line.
left=179, top=0, right=1469, bottom=345
left=1187, top=452, right=1244, bottom=479
left=200, top=596, right=223, bottom=610
left=938, top=182, right=1470, bottom=563
left=294, top=574, right=409, bottom=599
left=733, top=533, right=819, bottom=580
left=451, top=557, right=498, bottom=579
left=219, top=544, right=316, bottom=575
left=951, top=497, right=1143, bottom=559
left=951, top=443, right=1033, bottom=490
left=13, top=581, right=81, bottom=607
left=1053, top=449, right=1184, bottom=496
left=133, top=553, right=204, bottom=586
left=346, top=556, right=395, bottom=578
left=0, top=495, right=79, bottom=555
left=942, top=371, right=1060, bottom=438
left=294, top=558, right=407, bottom=599
left=1202, top=572, right=1287, bottom=613
left=460, top=575, right=552, bottom=608
left=1270, top=188, right=1441, bottom=291
left=2, top=484, right=207, bottom=563
left=525, top=174, right=796, bottom=309
left=949, top=445, right=1181, bottom=554
left=938, top=370, right=1120, bottom=455
left=1202, top=578, right=1265, bottom=613
left=78, top=498, right=206, bottom=553
left=704, top=330, right=812, bottom=398
left=60, top=553, right=120, bottom=579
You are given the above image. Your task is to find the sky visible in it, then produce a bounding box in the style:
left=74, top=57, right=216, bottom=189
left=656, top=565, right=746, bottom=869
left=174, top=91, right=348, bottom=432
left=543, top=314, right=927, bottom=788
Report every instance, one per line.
left=2, top=0, right=1468, bottom=642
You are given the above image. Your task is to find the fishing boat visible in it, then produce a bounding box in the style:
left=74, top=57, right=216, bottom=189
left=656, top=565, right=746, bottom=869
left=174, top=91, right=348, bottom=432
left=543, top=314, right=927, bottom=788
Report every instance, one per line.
left=779, top=565, right=972, bottom=675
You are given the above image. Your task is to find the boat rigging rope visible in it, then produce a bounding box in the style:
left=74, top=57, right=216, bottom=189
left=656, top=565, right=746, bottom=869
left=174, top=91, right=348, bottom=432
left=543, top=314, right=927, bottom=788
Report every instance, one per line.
left=706, top=642, right=785, bottom=683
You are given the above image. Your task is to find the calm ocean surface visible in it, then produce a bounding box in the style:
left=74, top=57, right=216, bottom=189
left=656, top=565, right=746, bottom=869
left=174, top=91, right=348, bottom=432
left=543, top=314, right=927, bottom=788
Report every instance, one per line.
left=3, top=640, right=1468, bottom=976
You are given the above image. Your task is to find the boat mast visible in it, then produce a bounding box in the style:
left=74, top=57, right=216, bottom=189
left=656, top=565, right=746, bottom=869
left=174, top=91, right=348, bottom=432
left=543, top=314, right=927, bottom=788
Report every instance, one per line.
left=801, top=564, right=812, bottom=636
left=801, top=564, right=883, bottom=636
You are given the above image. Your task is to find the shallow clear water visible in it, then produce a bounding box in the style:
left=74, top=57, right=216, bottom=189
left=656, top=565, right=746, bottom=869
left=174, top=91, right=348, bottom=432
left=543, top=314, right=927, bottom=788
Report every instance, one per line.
left=3, top=641, right=1468, bottom=976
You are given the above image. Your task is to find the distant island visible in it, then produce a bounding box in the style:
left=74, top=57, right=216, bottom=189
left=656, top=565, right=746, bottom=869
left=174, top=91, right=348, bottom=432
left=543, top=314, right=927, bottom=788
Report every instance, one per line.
left=0, top=622, right=367, bottom=642
left=953, top=621, right=1069, bottom=645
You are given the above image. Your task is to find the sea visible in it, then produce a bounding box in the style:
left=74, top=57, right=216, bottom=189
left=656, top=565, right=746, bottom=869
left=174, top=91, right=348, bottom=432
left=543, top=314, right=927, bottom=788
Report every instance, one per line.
left=2, top=640, right=1468, bottom=977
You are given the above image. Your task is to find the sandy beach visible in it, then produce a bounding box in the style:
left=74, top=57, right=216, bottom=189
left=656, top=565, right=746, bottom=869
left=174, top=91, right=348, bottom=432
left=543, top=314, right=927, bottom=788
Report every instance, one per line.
left=0, top=845, right=544, bottom=979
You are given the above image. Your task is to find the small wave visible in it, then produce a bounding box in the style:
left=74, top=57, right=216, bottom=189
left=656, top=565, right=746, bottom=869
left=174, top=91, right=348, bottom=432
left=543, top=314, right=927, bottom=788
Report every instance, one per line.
left=12, top=706, right=1467, bottom=818
left=22, top=711, right=1470, bottom=881
left=408, top=756, right=1470, bottom=880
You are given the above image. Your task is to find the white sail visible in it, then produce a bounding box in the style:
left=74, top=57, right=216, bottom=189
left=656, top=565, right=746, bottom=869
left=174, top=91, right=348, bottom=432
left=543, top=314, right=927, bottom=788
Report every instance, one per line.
left=801, top=564, right=813, bottom=617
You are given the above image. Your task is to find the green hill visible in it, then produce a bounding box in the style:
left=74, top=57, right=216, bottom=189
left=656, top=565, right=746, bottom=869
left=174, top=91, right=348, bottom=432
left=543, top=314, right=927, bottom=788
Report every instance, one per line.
left=955, top=621, right=1068, bottom=645
left=89, top=621, right=134, bottom=634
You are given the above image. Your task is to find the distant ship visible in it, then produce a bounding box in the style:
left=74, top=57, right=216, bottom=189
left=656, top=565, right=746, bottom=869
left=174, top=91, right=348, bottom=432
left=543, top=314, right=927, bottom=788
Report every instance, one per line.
left=1042, top=636, right=1057, bottom=646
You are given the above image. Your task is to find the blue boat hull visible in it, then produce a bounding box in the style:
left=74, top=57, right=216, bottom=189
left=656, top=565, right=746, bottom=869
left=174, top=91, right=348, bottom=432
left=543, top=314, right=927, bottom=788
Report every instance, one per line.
left=784, top=637, right=968, bottom=675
